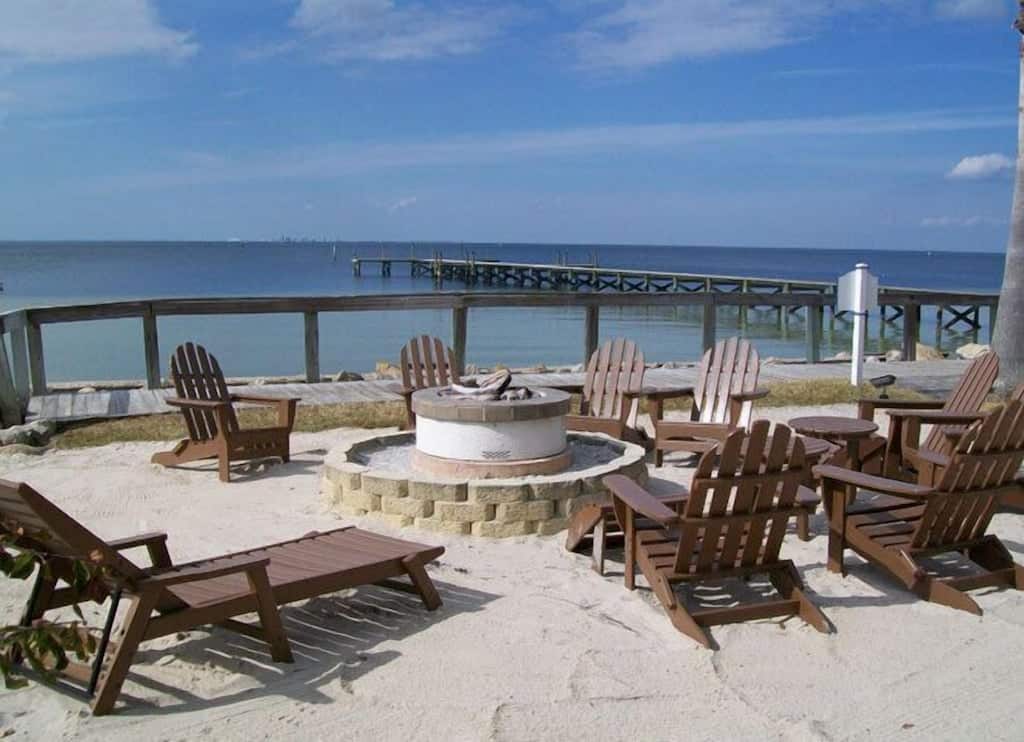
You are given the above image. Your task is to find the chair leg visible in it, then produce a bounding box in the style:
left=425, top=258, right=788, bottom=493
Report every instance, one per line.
left=217, top=445, right=231, bottom=483
left=826, top=488, right=847, bottom=575
left=592, top=517, right=606, bottom=576
left=650, top=573, right=711, bottom=647
left=967, top=538, right=1024, bottom=589
left=918, top=577, right=982, bottom=615
left=402, top=555, right=442, bottom=611
left=771, top=566, right=831, bottom=634
left=564, top=505, right=603, bottom=554
left=797, top=510, right=811, bottom=542
left=654, top=447, right=664, bottom=468
left=245, top=568, right=294, bottom=663
left=90, top=590, right=159, bottom=716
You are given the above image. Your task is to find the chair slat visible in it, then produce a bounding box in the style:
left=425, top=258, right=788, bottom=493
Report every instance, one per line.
left=922, top=352, right=998, bottom=455
left=399, top=336, right=457, bottom=394
left=912, top=401, right=1023, bottom=549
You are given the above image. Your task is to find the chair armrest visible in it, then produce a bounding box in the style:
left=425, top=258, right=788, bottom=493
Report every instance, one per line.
left=656, top=420, right=732, bottom=440
left=858, top=398, right=945, bottom=410
left=231, top=395, right=300, bottom=405
left=642, top=387, right=695, bottom=401
left=812, top=465, right=934, bottom=499
left=145, top=556, right=270, bottom=587
left=165, top=397, right=231, bottom=410
left=731, top=388, right=770, bottom=402
left=603, top=475, right=680, bottom=526
left=108, top=531, right=172, bottom=568
left=885, top=409, right=986, bottom=424
left=910, top=447, right=950, bottom=470
left=107, top=532, right=168, bottom=551
left=796, top=486, right=820, bottom=508
left=857, top=398, right=945, bottom=421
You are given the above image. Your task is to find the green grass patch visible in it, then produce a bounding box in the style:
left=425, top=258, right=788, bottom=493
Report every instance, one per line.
left=52, top=379, right=933, bottom=450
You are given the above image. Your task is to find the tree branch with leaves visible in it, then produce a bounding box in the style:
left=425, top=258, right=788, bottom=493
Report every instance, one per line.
left=0, top=534, right=97, bottom=689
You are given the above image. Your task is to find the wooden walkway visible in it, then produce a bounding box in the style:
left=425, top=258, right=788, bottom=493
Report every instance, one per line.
left=27, top=360, right=972, bottom=423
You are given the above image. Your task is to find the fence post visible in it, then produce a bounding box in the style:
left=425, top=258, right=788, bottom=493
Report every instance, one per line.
left=303, top=311, right=320, bottom=383
left=142, top=306, right=161, bottom=389
left=701, top=298, right=716, bottom=354
left=452, top=305, right=468, bottom=376
left=584, top=305, right=599, bottom=365
left=805, top=304, right=822, bottom=363
left=9, top=322, right=30, bottom=407
left=0, top=336, right=22, bottom=426
left=901, top=303, right=918, bottom=361
left=26, top=319, right=47, bottom=395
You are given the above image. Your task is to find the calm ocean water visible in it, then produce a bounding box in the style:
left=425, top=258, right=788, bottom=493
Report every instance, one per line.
left=0, top=242, right=1006, bottom=382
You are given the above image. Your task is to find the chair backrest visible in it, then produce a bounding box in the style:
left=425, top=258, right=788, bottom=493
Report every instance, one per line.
left=169, top=342, right=239, bottom=440
left=923, top=351, right=999, bottom=454
left=400, top=336, right=458, bottom=392
left=693, top=337, right=760, bottom=427
left=581, top=338, right=645, bottom=423
left=911, top=400, right=1024, bottom=550
left=1012, top=383, right=1024, bottom=403
left=0, top=479, right=144, bottom=585
left=673, top=421, right=805, bottom=575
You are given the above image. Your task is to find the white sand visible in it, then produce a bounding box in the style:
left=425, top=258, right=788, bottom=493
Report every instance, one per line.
left=0, top=407, right=1022, bottom=741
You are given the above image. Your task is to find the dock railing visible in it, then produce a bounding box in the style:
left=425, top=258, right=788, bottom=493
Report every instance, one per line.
left=0, top=289, right=999, bottom=426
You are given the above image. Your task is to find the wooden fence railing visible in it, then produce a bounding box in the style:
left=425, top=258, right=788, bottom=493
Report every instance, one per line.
left=0, top=289, right=999, bottom=426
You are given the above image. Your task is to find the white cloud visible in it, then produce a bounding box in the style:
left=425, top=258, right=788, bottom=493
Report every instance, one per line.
left=569, top=0, right=843, bottom=70
left=935, top=0, right=1007, bottom=19
left=947, top=152, right=1014, bottom=179
left=389, top=196, right=419, bottom=212
left=92, top=107, right=1013, bottom=190
left=290, top=0, right=517, bottom=63
left=0, top=1, right=196, bottom=65
left=567, top=1, right=1011, bottom=71
left=920, top=215, right=1005, bottom=227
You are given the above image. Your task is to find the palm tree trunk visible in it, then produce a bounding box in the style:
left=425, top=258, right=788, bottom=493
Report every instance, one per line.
left=993, top=15, right=1024, bottom=393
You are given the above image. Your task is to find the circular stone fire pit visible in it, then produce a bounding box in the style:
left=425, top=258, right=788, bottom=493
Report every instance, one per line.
left=321, top=432, right=647, bottom=538
left=411, top=387, right=571, bottom=478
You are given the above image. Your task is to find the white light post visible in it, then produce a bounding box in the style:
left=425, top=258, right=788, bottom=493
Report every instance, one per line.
left=837, top=263, right=879, bottom=386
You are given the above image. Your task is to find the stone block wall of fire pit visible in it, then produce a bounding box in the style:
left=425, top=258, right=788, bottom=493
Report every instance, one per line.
left=321, top=432, right=648, bottom=537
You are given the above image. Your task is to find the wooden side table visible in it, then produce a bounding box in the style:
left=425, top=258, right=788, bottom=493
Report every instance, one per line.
left=788, top=416, right=878, bottom=472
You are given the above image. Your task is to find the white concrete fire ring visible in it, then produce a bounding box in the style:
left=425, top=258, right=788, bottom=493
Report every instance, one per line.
left=411, top=386, right=571, bottom=478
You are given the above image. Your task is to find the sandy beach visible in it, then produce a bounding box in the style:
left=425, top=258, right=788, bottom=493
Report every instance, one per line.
left=0, top=405, right=1022, bottom=741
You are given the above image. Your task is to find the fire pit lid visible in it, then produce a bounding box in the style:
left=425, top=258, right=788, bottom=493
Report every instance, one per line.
left=411, top=386, right=570, bottom=423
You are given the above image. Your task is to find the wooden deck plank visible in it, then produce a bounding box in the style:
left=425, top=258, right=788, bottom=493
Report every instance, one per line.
left=25, top=361, right=971, bottom=423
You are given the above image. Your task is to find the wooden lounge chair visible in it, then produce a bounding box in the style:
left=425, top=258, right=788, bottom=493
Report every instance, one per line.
left=653, top=337, right=768, bottom=467
left=565, top=338, right=648, bottom=447
left=815, top=400, right=1024, bottom=614
left=0, top=479, right=445, bottom=715
left=399, top=335, right=458, bottom=429
left=603, top=421, right=830, bottom=648
left=151, top=343, right=298, bottom=482
left=855, top=351, right=999, bottom=483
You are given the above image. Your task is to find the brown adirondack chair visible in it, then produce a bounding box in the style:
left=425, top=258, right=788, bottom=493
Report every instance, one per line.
left=399, top=335, right=458, bottom=429
left=855, top=351, right=998, bottom=483
left=815, top=400, right=1024, bottom=615
left=565, top=338, right=648, bottom=447
left=603, top=421, right=831, bottom=648
left=653, top=337, right=768, bottom=467
left=151, top=343, right=298, bottom=482
left=0, top=479, right=445, bottom=715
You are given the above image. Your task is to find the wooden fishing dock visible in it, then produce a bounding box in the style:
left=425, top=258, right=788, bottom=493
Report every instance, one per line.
left=352, top=255, right=995, bottom=336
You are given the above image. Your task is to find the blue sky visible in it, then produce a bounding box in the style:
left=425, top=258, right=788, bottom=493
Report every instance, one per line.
left=0, top=0, right=1020, bottom=251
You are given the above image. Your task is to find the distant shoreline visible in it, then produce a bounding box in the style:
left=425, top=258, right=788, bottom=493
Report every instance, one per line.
left=0, top=238, right=1007, bottom=257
